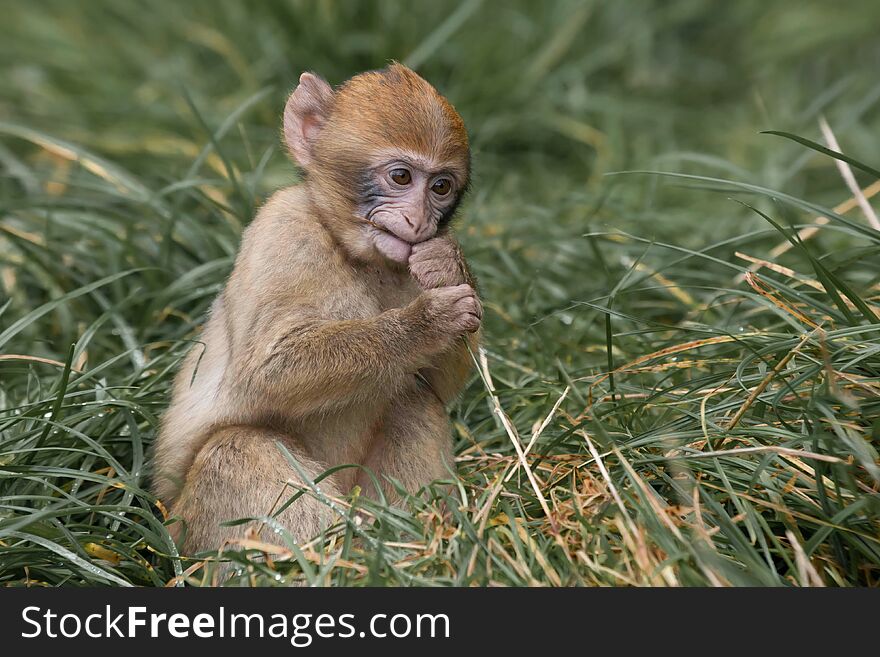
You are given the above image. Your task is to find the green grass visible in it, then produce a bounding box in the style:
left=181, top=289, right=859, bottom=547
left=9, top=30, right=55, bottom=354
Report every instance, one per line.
left=1, top=0, right=879, bottom=586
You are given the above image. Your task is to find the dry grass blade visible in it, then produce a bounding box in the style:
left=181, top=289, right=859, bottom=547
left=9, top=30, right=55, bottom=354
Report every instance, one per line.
left=504, top=385, right=569, bottom=483
left=726, top=327, right=815, bottom=430
left=766, top=179, right=880, bottom=259
left=472, top=347, right=558, bottom=532
left=678, top=445, right=843, bottom=464
left=0, top=354, right=83, bottom=371
left=786, top=530, right=825, bottom=587
left=743, top=272, right=820, bottom=328
left=734, top=252, right=825, bottom=291
left=819, top=116, right=880, bottom=231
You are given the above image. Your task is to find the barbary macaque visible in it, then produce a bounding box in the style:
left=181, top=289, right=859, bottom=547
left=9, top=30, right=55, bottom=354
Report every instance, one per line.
left=152, top=64, right=481, bottom=554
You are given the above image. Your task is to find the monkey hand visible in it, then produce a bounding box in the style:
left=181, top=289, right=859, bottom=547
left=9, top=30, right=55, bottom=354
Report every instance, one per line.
left=420, top=284, right=482, bottom=337
left=408, top=236, right=467, bottom=289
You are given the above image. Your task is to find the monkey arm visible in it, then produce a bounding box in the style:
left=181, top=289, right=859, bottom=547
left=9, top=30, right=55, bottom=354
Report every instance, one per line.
left=236, top=311, right=425, bottom=413
left=233, top=291, right=470, bottom=415
left=413, top=243, right=482, bottom=403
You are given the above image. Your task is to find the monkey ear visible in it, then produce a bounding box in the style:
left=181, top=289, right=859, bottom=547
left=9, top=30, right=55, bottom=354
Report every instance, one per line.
left=283, top=72, right=334, bottom=167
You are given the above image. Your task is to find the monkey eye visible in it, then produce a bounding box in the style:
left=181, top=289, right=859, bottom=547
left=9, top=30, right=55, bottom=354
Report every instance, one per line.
left=431, top=178, right=452, bottom=196
left=390, top=168, right=412, bottom=185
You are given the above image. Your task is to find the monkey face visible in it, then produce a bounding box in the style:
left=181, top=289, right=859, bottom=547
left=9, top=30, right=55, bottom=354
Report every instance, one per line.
left=357, top=153, right=463, bottom=263
left=283, top=64, right=470, bottom=265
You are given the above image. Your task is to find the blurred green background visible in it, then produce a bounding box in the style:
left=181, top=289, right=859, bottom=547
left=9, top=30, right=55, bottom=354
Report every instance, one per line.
left=1, top=0, right=879, bottom=586
left=3, top=0, right=880, bottom=364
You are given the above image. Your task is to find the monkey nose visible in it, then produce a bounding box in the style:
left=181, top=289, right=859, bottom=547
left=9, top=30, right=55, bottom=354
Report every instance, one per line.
left=402, top=214, right=415, bottom=229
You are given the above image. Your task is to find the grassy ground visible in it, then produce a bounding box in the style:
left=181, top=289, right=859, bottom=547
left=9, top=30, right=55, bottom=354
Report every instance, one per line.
left=1, top=0, right=879, bottom=586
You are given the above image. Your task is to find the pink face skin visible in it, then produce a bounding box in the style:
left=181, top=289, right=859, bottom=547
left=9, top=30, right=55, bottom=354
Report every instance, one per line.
left=359, top=156, right=461, bottom=264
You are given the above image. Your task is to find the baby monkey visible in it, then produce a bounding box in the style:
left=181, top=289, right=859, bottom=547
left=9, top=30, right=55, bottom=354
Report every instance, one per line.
left=152, top=64, right=481, bottom=554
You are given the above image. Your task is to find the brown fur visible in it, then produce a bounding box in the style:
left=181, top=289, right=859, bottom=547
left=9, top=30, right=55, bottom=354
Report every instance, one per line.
left=152, top=64, right=480, bottom=555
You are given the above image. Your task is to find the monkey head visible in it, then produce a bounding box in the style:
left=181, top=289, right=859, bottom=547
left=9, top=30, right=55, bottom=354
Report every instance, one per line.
left=283, top=63, right=470, bottom=265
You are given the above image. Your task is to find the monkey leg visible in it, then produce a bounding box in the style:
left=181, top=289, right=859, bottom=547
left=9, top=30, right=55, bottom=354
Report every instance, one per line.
left=171, top=425, right=341, bottom=555
left=357, top=383, right=455, bottom=505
